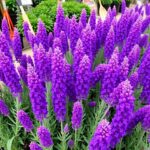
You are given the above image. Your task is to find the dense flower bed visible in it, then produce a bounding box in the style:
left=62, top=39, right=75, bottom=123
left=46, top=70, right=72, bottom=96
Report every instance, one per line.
left=0, top=1, right=150, bottom=150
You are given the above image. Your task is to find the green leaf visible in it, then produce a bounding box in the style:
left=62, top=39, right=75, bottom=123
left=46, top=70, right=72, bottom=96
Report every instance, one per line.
left=7, top=136, right=15, bottom=150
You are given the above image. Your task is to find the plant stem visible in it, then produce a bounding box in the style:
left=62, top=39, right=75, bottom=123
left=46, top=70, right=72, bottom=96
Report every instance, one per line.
left=15, top=96, right=20, bottom=136
left=101, top=105, right=111, bottom=120
left=74, top=129, right=77, bottom=150
left=135, top=131, right=145, bottom=149
left=61, top=121, right=66, bottom=150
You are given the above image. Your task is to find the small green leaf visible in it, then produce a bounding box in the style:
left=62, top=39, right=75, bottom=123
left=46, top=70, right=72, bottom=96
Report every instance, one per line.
left=7, top=136, right=15, bottom=150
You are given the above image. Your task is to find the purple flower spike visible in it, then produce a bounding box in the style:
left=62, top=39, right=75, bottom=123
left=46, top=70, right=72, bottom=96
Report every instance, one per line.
left=129, top=71, right=139, bottom=90
left=53, top=37, right=63, bottom=53
left=20, top=55, right=27, bottom=69
left=12, top=28, right=22, bottom=61
left=139, top=34, right=149, bottom=48
left=0, top=99, right=9, bottom=116
left=71, top=101, right=83, bottom=130
left=37, top=126, right=53, bottom=148
left=128, top=44, right=140, bottom=70
left=64, top=124, right=69, bottom=133
left=104, top=26, right=115, bottom=60
left=23, top=21, right=30, bottom=42
left=91, top=30, right=96, bottom=59
left=29, top=142, right=42, bottom=150
left=68, top=139, right=74, bottom=149
left=48, top=32, right=53, bottom=48
left=141, top=16, right=150, bottom=33
left=81, top=25, right=92, bottom=59
left=18, top=66, right=28, bottom=85
left=89, top=119, right=111, bottom=150
left=54, top=23, right=60, bottom=38
left=27, top=64, right=48, bottom=121
left=101, top=48, right=119, bottom=102
left=70, top=16, right=79, bottom=53
left=78, top=21, right=83, bottom=37
left=60, top=31, right=68, bottom=54
left=51, top=48, right=67, bottom=122
left=121, top=0, right=126, bottom=14
left=0, top=52, right=22, bottom=94
left=1, top=17, right=11, bottom=46
left=28, top=31, right=38, bottom=49
left=110, top=80, right=135, bottom=148
left=56, top=4, right=65, bottom=32
left=36, top=20, right=48, bottom=51
left=17, top=110, right=33, bottom=132
left=88, top=101, right=97, bottom=107
left=89, top=9, right=96, bottom=30
left=76, top=55, right=91, bottom=100
left=80, top=9, right=87, bottom=28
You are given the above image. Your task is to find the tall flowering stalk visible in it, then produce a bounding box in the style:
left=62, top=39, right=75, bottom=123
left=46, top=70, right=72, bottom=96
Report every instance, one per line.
left=51, top=48, right=67, bottom=122
left=27, top=64, right=48, bottom=122
left=60, top=31, right=68, bottom=54
left=121, top=0, right=126, bottom=14
left=23, top=21, right=30, bottom=42
left=89, top=9, right=96, bottom=30
left=96, top=19, right=102, bottom=50
left=80, top=9, right=87, bottom=28
left=75, top=55, right=91, bottom=100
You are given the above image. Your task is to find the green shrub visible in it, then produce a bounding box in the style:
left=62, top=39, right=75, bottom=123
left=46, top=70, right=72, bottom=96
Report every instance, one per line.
left=101, top=0, right=113, bottom=5
left=6, top=0, right=17, bottom=13
left=17, top=0, right=90, bottom=35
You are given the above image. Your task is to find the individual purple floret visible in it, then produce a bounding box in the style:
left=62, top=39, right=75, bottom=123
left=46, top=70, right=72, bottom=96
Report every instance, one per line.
left=110, top=80, right=135, bottom=148
left=51, top=48, right=67, bottom=122
left=70, top=16, right=79, bottom=53
left=27, top=64, right=48, bottom=122
left=1, top=17, right=11, bottom=46
left=121, top=0, right=126, bottom=14
left=88, top=101, right=97, bottom=107
left=100, top=48, right=119, bottom=102
left=141, top=16, right=150, bottom=33
left=118, top=56, right=129, bottom=83
left=91, top=30, right=96, bottom=59
left=56, top=4, right=65, bottom=32
left=0, top=99, right=9, bottom=116
left=37, top=126, right=53, bottom=148
left=17, top=110, right=33, bottom=132
left=120, top=17, right=142, bottom=61
left=129, top=71, right=139, bottom=90
left=0, top=52, right=22, bottom=95
left=64, top=124, right=69, bottom=134
left=128, top=44, right=140, bottom=70
left=68, top=139, right=74, bottom=149
left=53, top=37, right=63, bottom=53
left=29, top=142, right=42, bottom=150
left=95, top=19, right=102, bottom=50
left=12, top=28, right=22, bottom=61
left=18, top=66, right=28, bottom=85
left=60, top=31, right=68, bottom=54
left=81, top=25, right=92, bottom=59
left=80, top=9, right=87, bottom=28
left=71, top=101, right=83, bottom=130
left=104, top=26, right=115, bottom=60
left=48, top=32, right=53, bottom=48
left=139, top=34, right=149, bottom=48
left=73, top=39, right=85, bottom=76
left=75, top=55, right=91, bottom=100
left=91, top=64, right=108, bottom=87
left=23, top=21, right=30, bottom=42
left=89, top=9, right=96, bottom=30
left=36, top=20, right=48, bottom=51
left=89, top=119, right=111, bottom=150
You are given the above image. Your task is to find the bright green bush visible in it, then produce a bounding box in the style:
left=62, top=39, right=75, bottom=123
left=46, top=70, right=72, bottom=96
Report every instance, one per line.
left=17, top=0, right=90, bottom=35
left=6, top=0, right=17, bottom=13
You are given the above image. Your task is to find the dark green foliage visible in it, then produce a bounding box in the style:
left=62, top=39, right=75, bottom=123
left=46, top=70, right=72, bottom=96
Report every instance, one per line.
left=6, top=0, right=17, bottom=13
left=17, top=0, right=90, bottom=35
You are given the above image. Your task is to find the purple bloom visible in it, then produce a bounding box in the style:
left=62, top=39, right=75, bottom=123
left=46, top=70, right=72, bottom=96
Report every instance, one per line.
left=28, top=31, right=38, bottom=49
left=95, top=19, right=102, bottom=50
left=91, top=30, right=96, bottom=59
left=0, top=99, right=9, bottom=116
left=1, top=17, right=11, bottom=46
left=17, top=110, right=33, bottom=132
left=73, top=39, right=85, bottom=76
left=78, top=21, right=83, bottom=37
left=12, top=28, right=22, bottom=61
left=121, top=0, right=126, bottom=14
left=141, top=16, right=150, bottom=33
left=0, top=52, right=22, bottom=94
left=68, top=139, right=74, bottom=149
left=27, top=56, right=34, bottom=66
left=120, top=17, right=142, bottom=61
left=71, top=101, right=83, bottom=130
left=36, top=20, right=48, bottom=51
left=80, top=9, right=87, bottom=28
left=139, top=34, right=149, bottom=48
left=60, top=31, right=68, bottom=54
left=104, top=26, right=115, bottom=60
left=89, top=119, right=111, bottom=150
left=48, top=32, right=53, bottom=48
left=110, top=80, right=135, bottom=148
left=27, top=64, right=48, bottom=121
left=23, top=21, right=30, bottom=42
left=91, top=64, right=108, bottom=87
left=101, top=48, right=119, bottom=101
left=70, top=16, right=79, bottom=53
left=18, top=66, right=28, bottom=85
left=145, top=3, right=150, bottom=16
left=56, top=4, right=65, bottom=33
left=88, top=101, right=97, bottom=107
left=63, top=17, right=70, bottom=37
left=128, top=44, right=140, bottom=70
left=89, top=9, right=96, bottom=30
left=51, top=48, right=67, bottom=122
left=29, top=142, right=42, bottom=150
left=37, top=126, right=53, bottom=148
left=64, top=124, right=69, bottom=133
left=76, top=55, right=91, bottom=100
left=81, top=25, right=92, bottom=59
left=53, top=37, right=63, bottom=52
left=20, top=55, right=27, bottom=69
left=129, top=71, right=139, bottom=90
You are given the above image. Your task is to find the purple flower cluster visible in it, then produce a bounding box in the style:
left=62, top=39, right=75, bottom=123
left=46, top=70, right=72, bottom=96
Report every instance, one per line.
left=0, top=99, right=9, bottom=116
left=29, top=142, right=42, bottom=150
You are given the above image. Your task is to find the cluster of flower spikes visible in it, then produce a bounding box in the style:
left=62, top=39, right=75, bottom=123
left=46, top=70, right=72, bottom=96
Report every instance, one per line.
left=27, top=64, right=48, bottom=122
